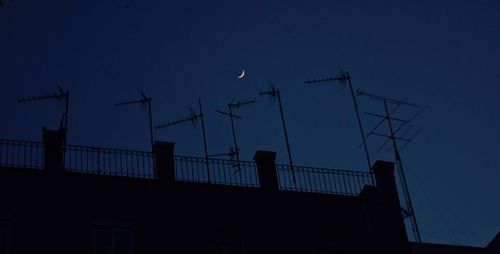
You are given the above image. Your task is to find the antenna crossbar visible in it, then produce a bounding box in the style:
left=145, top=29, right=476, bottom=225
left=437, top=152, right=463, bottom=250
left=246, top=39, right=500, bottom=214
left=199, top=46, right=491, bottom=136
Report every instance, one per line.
left=228, top=98, right=257, bottom=109
left=156, top=99, right=211, bottom=182
left=399, top=127, right=424, bottom=152
left=259, top=86, right=278, bottom=97
left=17, top=93, right=66, bottom=102
left=369, top=132, right=412, bottom=142
left=364, top=112, right=411, bottom=123
left=215, top=110, right=242, bottom=119
left=115, top=98, right=148, bottom=106
left=18, top=86, right=70, bottom=133
left=18, top=86, right=68, bottom=103
left=154, top=115, right=199, bottom=130
left=357, top=89, right=419, bottom=107
left=304, top=75, right=348, bottom=84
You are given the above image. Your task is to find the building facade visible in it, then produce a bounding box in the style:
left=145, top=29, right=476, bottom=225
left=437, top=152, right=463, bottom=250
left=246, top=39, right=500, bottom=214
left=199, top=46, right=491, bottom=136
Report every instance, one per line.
left=0, top=129, right=497, bottom=253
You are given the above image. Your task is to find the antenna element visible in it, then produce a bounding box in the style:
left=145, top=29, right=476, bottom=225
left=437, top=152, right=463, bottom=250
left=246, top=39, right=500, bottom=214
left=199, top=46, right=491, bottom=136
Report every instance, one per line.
left=115, top=91, right=154, bottom=149
left=259, top=81, right=296, bottom=185
left=18, top=85, right=70, bottom=135
left=358, top=89, right=424, bottom=243
left=215, top=98, right=257, bottom=171
left=305, top=69, right=372, bottom=175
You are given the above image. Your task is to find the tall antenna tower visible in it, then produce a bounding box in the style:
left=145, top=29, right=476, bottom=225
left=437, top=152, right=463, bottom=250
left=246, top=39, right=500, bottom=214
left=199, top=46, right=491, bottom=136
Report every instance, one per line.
left=357, top=89, right=425, bottom=243
left=18, top=85, right=70, bottom=133
left=215, top=98, right=257, bottom=171
left=115, top=92, right=154, bottom=149
left=259, top=80, right=296, bottom=184
left=155, top=99, right=211, bottom=182
left=305, top=68, right=372, bottom=174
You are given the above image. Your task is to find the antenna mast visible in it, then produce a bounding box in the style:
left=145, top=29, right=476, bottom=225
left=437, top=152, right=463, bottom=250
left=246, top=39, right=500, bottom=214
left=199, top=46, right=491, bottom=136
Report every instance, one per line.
left=357, top=89, right=423, bottom=243
left=259, top=81, right=296, bottom=184
left=155, top=99, right=211, bottom=182
left=115, top=92, right=154, bottom=150
left=18, top=85, right=70, bottom=135
left=305, top=69, right=372, bottom=175
left=215, top=98, right=256, bottom=171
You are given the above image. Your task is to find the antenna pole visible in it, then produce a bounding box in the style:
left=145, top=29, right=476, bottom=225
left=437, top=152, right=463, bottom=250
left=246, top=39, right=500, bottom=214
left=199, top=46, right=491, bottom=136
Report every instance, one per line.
left=228, top=105, right=241, bottom=171
left=199, top=99, right=211, bottom=183
left=64, top=90, right=69, bottom=131
left=383, top=101, right=422, bottom=242
left=216, top=98, right=255, bottom=170
left=346, top=73, right=372, bottom=175
left=156, top=102, right=209, bottom=179
left=276, top=90, right=296, bottom=184
left=148, top=98, right=154, bottom=149
left=305, top=70, right=372, bottom=176
left=358, top=90, right=423, bottom=242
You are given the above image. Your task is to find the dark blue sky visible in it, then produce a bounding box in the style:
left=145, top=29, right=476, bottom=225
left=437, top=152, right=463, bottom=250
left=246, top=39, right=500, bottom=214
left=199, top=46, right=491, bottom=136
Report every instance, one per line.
left=1, top=0, right=498, bottom=247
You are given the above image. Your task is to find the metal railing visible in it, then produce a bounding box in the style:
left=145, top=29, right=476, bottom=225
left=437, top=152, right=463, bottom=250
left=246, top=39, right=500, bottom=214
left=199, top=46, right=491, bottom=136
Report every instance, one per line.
left=65, top=144, right=155, bottom=179
left=0, top=138, right=44, bottom=169
left=174, top=156, right=259, bottom=187
left=276, top=164, right=374, bottom=196
left=0, top=137, right=375, bottom=196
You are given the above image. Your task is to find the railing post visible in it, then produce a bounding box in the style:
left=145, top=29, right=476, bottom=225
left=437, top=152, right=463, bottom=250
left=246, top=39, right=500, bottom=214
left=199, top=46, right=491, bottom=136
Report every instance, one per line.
left=42, top=128, right=65, bottom=174
left=254, top=150, right=278, bottom=191
left=153, top=141, right=175, bottom=184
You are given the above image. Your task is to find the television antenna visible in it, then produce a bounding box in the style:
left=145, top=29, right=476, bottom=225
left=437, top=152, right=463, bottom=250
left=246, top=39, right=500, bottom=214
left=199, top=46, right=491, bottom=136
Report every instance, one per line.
left=208, top=145, right=239, bottom=161
left=215, top=98, right=257, bottom=171
left=373, top=106, right=427, bottom=154
left=259, top=80, right=296, bottom=184
left=305, top=68, right=372, bottom=175
left=18, top=85, right=70, bottom=133
left=357, top=89, right=424, bottom=243
left=115, top=91, right=154, bottom=149
left=155, top=99, right=211, bottom=182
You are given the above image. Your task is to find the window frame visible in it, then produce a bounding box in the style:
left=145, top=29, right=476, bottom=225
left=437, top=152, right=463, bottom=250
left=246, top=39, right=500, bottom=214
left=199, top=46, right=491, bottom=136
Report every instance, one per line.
left=92, top=222, right=134, bottom=254
left=211, top=226, right=245, bottom=254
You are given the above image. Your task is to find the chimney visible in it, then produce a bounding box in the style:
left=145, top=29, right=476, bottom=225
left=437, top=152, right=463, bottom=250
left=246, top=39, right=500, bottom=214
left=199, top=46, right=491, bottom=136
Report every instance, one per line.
left=360, top=160, right=411, bottom=253
left=373, top=160, right=401, bottom=208
left=153, top=141, right=175, bottom=185
left=42, top=128, right=65, bottom=174
left=254, top=150, right=278, bottom=191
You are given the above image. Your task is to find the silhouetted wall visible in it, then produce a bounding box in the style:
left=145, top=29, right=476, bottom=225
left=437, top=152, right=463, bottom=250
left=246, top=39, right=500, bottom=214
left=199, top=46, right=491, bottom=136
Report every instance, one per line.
left=0, top=129, right=417, bottom=253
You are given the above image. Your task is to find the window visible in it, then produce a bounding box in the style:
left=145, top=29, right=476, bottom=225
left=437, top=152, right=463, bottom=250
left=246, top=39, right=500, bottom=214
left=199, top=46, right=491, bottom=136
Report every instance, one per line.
left=0, top=221, right=11, bottom=254
left=315, top=235, right=346, bottom=254
left=315, top=247, right=345, bottom=254
left=213, top=239, right=243, bottom=254
left=93, top=226, right=133, bottom=254
left=211, top=226, right=245, bottom=254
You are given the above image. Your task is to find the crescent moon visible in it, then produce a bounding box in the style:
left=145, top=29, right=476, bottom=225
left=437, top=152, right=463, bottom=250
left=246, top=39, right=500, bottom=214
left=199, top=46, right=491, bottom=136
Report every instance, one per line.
left=237, top=70, right=245, bottom=79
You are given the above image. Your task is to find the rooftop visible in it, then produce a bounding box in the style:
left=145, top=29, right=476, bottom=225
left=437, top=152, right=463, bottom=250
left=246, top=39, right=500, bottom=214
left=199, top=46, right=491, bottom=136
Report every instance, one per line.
left=0, top=131, right=374, bottom=197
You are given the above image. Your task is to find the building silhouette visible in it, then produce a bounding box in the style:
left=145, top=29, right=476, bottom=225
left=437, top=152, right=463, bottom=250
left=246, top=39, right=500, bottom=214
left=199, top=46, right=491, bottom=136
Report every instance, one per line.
left=0, top=128, right=498, bottom=253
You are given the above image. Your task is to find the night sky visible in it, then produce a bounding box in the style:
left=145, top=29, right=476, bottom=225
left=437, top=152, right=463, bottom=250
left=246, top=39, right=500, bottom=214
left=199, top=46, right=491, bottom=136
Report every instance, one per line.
left=1, top=0, right=499, bottom=247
